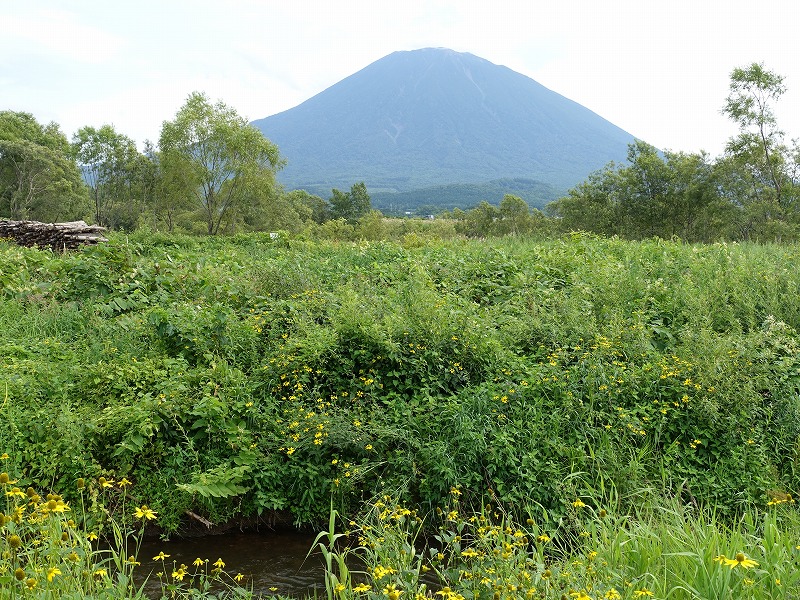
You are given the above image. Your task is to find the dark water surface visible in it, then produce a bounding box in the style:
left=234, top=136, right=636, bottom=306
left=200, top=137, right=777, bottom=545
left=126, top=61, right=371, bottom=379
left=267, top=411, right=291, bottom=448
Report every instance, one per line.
left=137, top=530, right=326, bottom=597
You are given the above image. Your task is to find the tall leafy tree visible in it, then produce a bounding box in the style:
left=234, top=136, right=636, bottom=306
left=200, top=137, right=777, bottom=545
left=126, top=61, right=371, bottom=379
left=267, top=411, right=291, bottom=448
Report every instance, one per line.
left=159, top=92, right=284, bottom=235
left=664, top=151, right=734, bottom=242
left=721, top=63, right=798, bottom=239
left=618, top=141, right=672, bottom=237
left=329, top=182, right=371, bottom=224
left=72, top=125, right=143, bottom=228
left=722, top=63, right=793, bottom=204
left=0, top=111, right=87, bottom=221
left=546, top=165, right=621, bottom=236
left=496, top=194, right=533, bottom=235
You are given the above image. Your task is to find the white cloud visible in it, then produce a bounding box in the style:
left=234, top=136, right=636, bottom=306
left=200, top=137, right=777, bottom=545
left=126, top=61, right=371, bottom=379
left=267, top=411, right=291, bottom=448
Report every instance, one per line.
left=1, top=8, right=123, bottom=64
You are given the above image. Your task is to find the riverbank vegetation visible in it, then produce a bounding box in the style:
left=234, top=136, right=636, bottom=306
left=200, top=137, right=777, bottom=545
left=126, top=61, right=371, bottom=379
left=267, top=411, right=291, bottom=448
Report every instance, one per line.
left=2, top=231, right=800, bottom=597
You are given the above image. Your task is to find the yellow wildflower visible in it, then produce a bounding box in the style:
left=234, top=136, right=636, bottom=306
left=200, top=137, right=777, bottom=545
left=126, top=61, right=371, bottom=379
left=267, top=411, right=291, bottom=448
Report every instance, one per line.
left=383, top=583, right=403, bottom=600
left=723, top=552, right=758, bottom=569
left=134, top=505, right=157, bottom=520
left=6, top=486, right=25, bottom=498
left=373, top=565, right=397, bottom=579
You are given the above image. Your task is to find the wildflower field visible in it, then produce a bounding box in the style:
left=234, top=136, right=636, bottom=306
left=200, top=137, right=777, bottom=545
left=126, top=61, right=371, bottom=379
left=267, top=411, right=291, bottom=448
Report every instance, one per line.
left=2, top=231, right=800, bottom=598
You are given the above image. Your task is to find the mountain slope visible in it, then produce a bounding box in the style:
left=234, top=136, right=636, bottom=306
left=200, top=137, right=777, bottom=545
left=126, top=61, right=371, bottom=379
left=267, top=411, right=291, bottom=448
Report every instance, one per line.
left=251, top=48, right=637, bottom=193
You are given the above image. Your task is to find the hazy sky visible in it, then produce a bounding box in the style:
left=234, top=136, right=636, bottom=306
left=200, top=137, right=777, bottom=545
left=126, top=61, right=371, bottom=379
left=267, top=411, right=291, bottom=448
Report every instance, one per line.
left=4, top=0, right=800, bottom=157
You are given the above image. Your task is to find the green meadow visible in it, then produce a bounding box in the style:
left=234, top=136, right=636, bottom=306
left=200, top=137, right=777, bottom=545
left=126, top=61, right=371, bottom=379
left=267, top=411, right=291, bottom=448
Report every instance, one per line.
left=2, top=231, right=800, bottom=598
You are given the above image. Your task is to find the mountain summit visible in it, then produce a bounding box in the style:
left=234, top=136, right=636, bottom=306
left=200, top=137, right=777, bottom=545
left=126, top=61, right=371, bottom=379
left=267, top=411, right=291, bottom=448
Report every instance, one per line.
left=251, top=48, right=636, bottom=195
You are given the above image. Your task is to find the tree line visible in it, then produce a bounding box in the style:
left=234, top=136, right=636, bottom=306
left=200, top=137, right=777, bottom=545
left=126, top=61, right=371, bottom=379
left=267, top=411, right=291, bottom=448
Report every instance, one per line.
left=0, top=91, right=372, bottom=235
left=2, top=63, right=798, bottom=242
left=478, top=63, right=800, bottom=242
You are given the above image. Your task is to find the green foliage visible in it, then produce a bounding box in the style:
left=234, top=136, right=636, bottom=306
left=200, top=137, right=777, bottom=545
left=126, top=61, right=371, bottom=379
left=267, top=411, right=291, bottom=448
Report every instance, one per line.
left=0, top=111, right=89, bottom=221
left=721, top=62, right=799, bottom=239
left=71, top=124, right=149, bottom=229
left=548, top=141, right=737, bottom=242
left=159, top=91, right=284, bottom=235
left=451, top=195, right=554, bottom=238
left=548, top=63, right=800, bottom=243
left=177, top=465, right=251, bottom=499
left=329, top=182, right=372, bottom=224
left=2, top=234, right=800, bottom=537
left=0, top=467, right=256, bottom=599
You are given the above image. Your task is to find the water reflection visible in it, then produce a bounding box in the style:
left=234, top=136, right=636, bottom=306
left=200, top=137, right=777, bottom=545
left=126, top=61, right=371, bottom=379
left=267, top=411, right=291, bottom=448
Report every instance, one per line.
left=137, top=529, right=326, bottom=597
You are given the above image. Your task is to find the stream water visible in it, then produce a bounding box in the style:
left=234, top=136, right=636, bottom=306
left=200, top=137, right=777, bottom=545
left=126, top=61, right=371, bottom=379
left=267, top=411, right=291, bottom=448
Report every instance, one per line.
left=137, top=529, right=327, bottom=597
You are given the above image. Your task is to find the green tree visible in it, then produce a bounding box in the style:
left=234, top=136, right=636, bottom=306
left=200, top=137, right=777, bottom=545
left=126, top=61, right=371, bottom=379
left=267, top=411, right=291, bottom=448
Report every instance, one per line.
left=0, top=111, right=87, bottom=221
left=722, top=63, right=794, bottom=205
left=548, top=142, right=732, bottom=241
left=71, top=124, right=144, bottom=228
left=357, top=209, right=386, bottom=240
left=329, top=182, right=372, bottom=224
left=721, top=63, right=798, bottom=239
left=285, top=189, right=330, bottom=224
left=617, top=141, right=672, bottom=237
left=145, top=142, right=194, bottom=232
left=496, top=194, right=532, bottom=235
left=663, top=151, right=736, bottom=242
left=159, top=92, right=284, bottom=235
left=454, top=201, right=497, bottom=237
left=547, top=166, right=621, bottom=236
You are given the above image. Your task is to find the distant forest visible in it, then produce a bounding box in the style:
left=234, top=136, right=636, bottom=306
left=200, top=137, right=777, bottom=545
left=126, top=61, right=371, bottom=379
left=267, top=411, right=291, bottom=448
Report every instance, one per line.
left=370, top=178, right=561, bottom=215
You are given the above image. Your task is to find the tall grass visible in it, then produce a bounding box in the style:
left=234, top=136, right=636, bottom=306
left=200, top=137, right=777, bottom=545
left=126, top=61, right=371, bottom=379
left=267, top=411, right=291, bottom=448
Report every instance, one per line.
left=331, top=488, right=800, bottom=600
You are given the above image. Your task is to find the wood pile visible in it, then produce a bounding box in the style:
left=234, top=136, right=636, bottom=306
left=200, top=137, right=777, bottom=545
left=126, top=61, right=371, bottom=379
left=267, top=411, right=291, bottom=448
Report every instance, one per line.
left=0, top=219, right=108, bottom=251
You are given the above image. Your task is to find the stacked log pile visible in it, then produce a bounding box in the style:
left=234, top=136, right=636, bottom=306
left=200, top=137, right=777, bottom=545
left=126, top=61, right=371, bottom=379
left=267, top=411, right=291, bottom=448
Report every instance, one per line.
left=0, top=219, right=108, bottom=251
